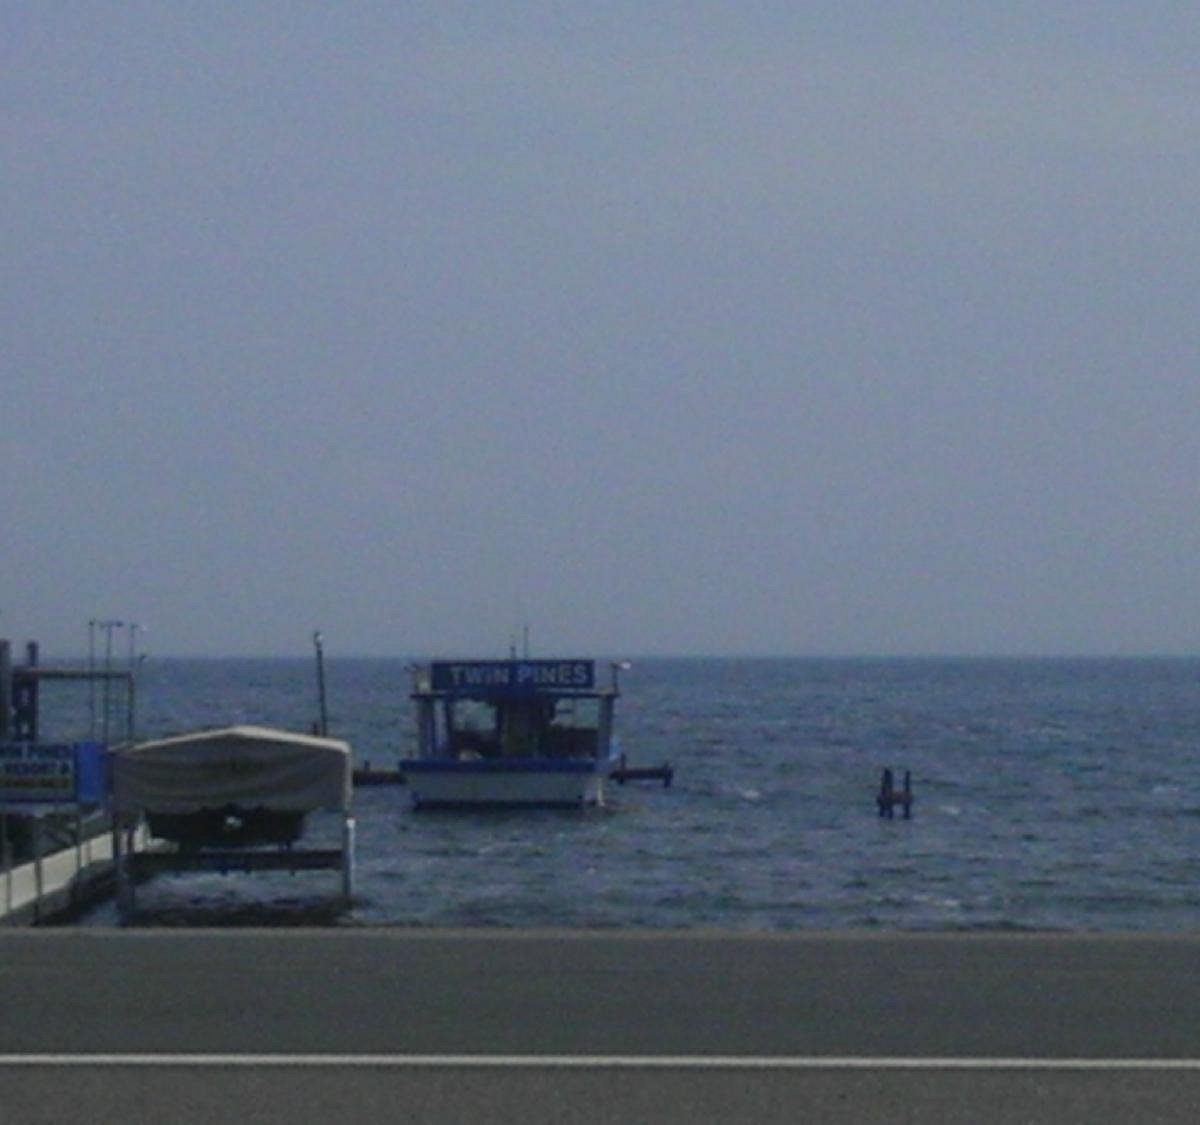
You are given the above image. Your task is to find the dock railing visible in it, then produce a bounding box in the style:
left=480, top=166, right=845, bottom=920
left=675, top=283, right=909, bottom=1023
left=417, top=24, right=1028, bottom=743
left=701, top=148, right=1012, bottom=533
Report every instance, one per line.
left=0, top=807, right=147, bottom=925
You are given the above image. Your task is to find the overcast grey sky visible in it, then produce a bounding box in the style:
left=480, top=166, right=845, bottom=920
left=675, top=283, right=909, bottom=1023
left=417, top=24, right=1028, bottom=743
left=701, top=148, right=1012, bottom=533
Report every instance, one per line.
left=4, top=4, right=1199, bottom=657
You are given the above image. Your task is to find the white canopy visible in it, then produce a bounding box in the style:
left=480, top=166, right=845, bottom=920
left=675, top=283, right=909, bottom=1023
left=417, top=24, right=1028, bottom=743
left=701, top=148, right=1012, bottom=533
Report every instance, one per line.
left=112, top=725, right=352, bottom=814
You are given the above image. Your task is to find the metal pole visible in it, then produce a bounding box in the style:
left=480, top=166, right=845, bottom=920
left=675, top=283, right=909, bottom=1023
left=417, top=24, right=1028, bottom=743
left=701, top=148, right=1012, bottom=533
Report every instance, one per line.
left=110, top=813, right=122, bottom=915
left=341, top=815, right=355, bottom=904
left=127, top=672, right=137, bottom=748
left=102, top=629, right=111, bottom=748
left=115, top=817, right=135, bottom=921
left=88, top=620, right=96, bottom=740
left=2, top=810, right=11, bottom=919
left=0, top=638, right=10, bottom=738
left=73, top=811, right=82, bottom=907
left=99, top=620, right=123, bottom=747
left=313, top=631, right=328, bottom=737
left=33, top=814, right=43, bottom=922
left=126, top=624, right=139, bottom=744
left=0, top=640, right=10, bottom=741
left=126, top=823, right=138, bottom=916
left=24, top=641, right=38, bottom=743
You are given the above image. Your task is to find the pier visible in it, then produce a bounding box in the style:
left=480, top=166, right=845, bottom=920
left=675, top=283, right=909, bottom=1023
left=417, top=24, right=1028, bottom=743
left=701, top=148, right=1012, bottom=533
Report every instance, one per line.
left=612, top=753, right=674, bottom=787
left=1, top=634, right=141, bottom=925
left=2, top=635, right=355, bottom=925
left=353, top=762, right=405, bottom=785
left=352, top=757, right=676, bottom=788
left=0, top=811, right=153, bottom=925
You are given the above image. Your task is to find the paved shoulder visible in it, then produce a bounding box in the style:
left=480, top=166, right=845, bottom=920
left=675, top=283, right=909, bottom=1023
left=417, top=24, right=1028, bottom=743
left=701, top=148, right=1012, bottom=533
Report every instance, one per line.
left=2, top=930, right=1199, bottom=1059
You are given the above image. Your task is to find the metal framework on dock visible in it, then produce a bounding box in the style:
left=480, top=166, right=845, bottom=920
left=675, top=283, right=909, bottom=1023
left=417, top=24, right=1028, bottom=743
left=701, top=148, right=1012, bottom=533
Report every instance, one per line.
left=1, top=636, right=138, bottom=925
left=0, top=638, right=136, bottom=745
left=113, top=817, right=356, bottom=919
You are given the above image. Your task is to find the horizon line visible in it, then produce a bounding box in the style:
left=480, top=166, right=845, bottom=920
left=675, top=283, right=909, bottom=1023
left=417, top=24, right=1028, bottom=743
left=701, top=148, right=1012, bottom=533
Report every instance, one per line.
left=26, top=650, right=1200, bottom=663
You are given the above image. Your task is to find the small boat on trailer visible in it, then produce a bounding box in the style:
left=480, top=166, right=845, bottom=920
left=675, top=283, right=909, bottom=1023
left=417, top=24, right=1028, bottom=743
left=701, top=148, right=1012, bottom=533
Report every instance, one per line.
left=400, top=659, right=623, bottom=810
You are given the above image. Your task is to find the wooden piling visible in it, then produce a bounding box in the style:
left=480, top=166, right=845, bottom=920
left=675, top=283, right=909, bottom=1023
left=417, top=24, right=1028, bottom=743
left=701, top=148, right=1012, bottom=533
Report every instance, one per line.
left=877, top=768, right=914, bottom=819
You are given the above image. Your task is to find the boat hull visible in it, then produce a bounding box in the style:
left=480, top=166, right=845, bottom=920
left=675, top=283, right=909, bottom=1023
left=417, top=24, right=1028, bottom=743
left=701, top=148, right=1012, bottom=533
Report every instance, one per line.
left=146, top=806, right=307, bottom=848
left=399, top=758, right=609, bottom=810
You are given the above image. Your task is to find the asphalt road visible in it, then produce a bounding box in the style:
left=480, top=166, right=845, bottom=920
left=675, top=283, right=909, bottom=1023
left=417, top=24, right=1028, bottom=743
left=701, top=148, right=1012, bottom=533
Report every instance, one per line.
left=3, top=929, right=1200, bottom=1122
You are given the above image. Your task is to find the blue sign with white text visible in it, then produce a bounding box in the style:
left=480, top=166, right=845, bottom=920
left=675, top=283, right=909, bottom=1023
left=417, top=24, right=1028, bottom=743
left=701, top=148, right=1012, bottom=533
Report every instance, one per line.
left=0, top=742, right=107, bottom=804
left=430, top=660, right=596, bottom=695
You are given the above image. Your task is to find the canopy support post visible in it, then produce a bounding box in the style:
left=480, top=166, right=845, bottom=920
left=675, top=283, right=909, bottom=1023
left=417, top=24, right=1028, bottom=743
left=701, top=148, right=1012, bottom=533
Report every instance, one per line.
left=341, top=815, right=355, bottom=904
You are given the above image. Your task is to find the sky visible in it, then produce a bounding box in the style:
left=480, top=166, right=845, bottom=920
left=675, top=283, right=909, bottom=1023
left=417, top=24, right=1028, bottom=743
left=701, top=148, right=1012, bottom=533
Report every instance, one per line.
left=4, top=4, right=1200, bottom=658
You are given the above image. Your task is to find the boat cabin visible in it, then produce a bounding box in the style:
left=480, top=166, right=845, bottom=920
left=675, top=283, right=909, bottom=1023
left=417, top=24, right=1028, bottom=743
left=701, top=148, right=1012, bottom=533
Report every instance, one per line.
left=411, top=660, right=617, bottom=765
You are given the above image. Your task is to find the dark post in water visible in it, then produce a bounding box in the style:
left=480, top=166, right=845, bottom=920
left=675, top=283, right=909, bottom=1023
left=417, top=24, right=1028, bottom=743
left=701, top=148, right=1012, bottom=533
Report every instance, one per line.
left=877, top=768, right=914, bottom=819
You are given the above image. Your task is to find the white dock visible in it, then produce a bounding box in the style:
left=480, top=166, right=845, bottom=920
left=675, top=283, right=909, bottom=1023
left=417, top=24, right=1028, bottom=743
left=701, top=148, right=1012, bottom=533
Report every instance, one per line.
left=1, top=817, right=150, bottom=926
left=1, top=638, right=355, bottom=925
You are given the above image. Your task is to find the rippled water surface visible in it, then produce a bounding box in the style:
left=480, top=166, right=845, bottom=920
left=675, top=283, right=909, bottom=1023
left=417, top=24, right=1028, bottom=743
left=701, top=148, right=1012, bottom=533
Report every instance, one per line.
left=62, top=657, right=1200, bottom=930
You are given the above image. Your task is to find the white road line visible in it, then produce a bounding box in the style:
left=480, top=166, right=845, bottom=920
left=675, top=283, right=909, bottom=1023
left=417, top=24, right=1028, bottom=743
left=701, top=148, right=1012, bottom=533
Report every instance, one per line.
left=1, top=1055, right=1200, bottom=1071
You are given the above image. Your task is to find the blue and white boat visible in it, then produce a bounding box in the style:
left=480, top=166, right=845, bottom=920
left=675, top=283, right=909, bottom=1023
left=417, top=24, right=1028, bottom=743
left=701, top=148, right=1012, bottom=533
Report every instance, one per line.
left=400, top=659, right=623, bottom=809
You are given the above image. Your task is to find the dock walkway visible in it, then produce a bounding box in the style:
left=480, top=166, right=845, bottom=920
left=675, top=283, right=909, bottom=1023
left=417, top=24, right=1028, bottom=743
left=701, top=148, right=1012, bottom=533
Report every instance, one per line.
left=1, top=816, right=147, bottom=925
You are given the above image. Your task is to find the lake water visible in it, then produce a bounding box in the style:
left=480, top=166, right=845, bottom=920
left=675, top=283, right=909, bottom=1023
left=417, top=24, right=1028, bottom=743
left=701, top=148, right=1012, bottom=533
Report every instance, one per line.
left=56, top=656, right=1200, bottom=931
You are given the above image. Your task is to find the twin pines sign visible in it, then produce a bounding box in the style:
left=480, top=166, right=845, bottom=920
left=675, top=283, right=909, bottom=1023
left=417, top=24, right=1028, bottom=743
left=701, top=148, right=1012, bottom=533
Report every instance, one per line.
left=430, top=660, right=596, bottom=695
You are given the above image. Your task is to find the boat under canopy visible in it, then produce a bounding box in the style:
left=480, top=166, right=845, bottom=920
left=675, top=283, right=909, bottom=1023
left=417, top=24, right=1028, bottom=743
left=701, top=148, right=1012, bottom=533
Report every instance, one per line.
left=112, top=724, right=352, bottom=847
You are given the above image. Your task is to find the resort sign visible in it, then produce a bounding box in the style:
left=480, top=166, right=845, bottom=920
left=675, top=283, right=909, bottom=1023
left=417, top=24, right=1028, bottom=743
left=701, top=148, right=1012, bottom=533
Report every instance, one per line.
left=430, top=660, right=595, bottom=694
left=0, top=742, right=106, bottom=805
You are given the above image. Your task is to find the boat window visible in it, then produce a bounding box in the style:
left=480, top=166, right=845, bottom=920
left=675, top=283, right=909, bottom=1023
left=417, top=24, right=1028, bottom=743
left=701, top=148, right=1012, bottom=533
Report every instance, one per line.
left=439, top=695, right=603, bottom=760
left=543, top=698, right=600, bottom=758
left=448, top=699, right=500, bottom=758
left=551, top=698, right=600, bottom=730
